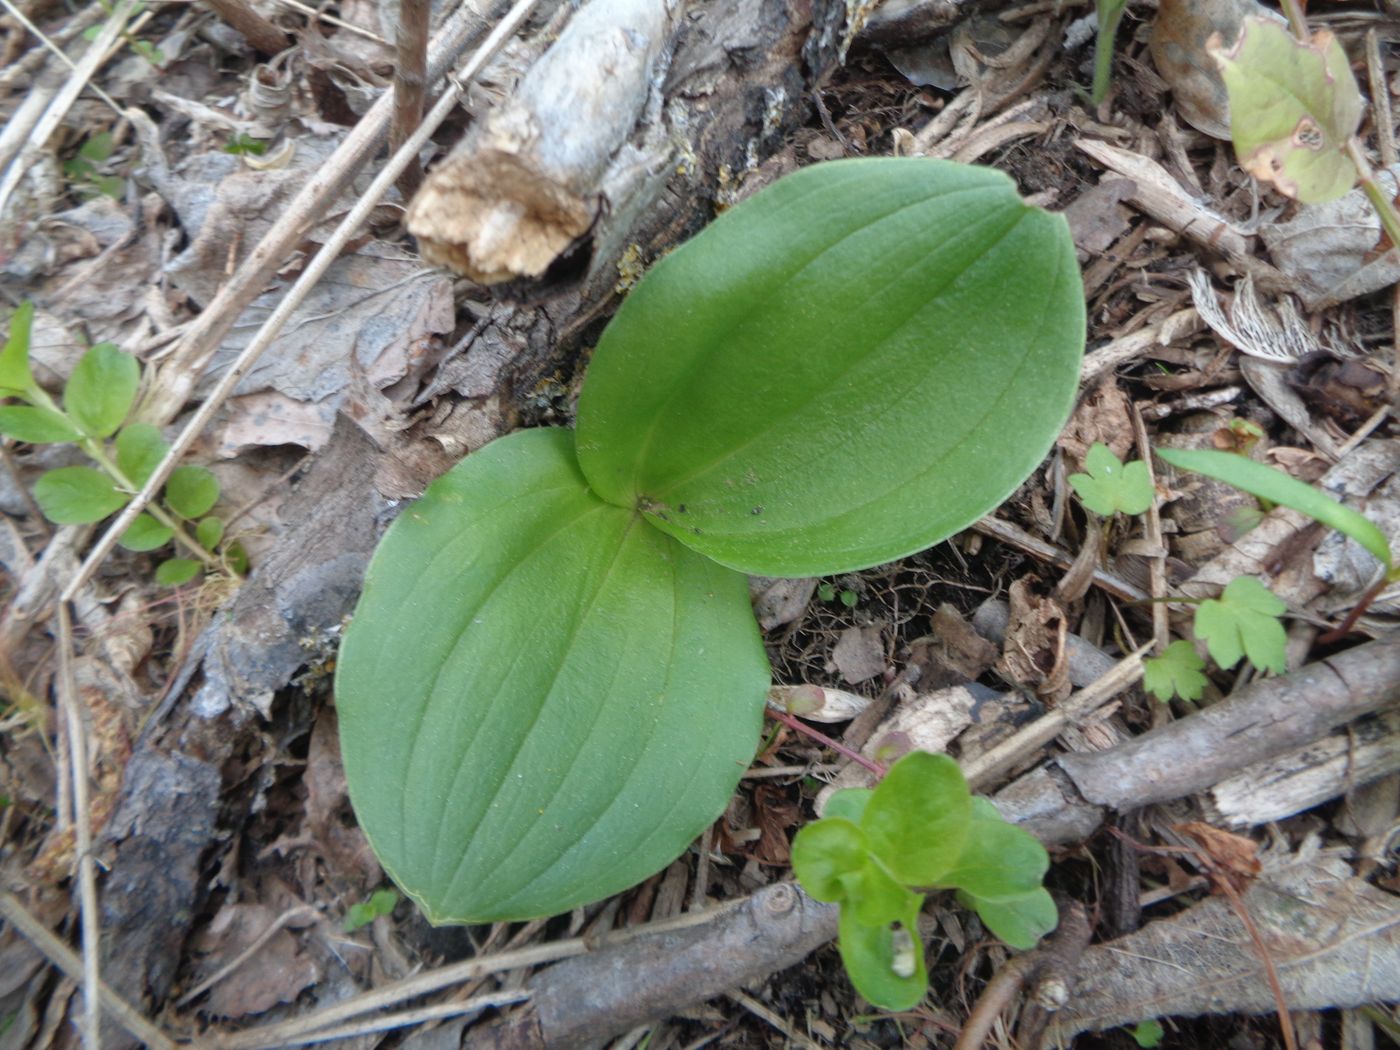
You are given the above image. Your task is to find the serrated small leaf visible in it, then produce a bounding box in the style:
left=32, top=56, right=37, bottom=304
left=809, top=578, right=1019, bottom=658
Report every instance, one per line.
left=0, top=301, right=36, bottom=397
left=336, top=428, right=770, bottom=922
left=1142, top=640, right=1208, bottom=702
left=119, top=513, right=173, bottom=552
left=1210, top=17, right=1362, bottom=203
left=824, top=788, right=873, bottom=827
left=115, top=423, right=169, bottom=487
left=1068, top=442, right=1154, bottom=516
left=956, top=886, right=1057, bottom=950
left=792, top=818, right=868, bottom=902
left=937, top=807, right=1049, bottom=900
left=196, top=516, right=224, bottom=550
left=65, top=342, right=138, bottom=438
left=861, top=751, right=970, bottom=886
left=575, top=158, right=1084, bottom=576
left=1194, top=576, right=1287, bottom=673
left=155, top=558, right=201, bottom=586
left=34, top=466, right=127, bottom=524
left=0, top=405, right=82, bottom=443
left=1156, top=447, right=1392, bottom=574
left=836, top=900, right=927, bottom=1012
left=165, top=465, right=219, bottom=519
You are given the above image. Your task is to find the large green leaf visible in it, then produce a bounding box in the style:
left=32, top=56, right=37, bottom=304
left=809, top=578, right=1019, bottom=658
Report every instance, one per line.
left=575, top=157, right=1084, bottom=577
left=336, top=428, right=770, bottom=922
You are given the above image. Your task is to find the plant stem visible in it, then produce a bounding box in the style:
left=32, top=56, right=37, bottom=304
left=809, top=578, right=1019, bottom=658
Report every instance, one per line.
left=1090, top=1, right=1127, bottom=105
left=764, top=706, right=888, bottom=778
left=1345, top=138, right=1400, bottom=256
left=81, top=439, right=219, bottom=568
left=1280, top=0, right=1309, bottom=39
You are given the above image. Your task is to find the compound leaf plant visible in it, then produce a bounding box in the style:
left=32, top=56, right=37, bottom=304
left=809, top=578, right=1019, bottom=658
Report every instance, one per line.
left=336, top=159, right=1084, bottom=972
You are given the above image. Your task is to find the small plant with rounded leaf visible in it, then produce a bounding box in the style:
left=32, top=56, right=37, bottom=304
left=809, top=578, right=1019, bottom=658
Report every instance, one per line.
left=0, top=303, right=242, bottom=585
left=335, top=159, right=1084, bottom=956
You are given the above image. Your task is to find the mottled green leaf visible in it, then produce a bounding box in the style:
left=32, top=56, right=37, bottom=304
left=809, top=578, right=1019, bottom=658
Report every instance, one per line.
left=34, top=466, right=126, bottom=524
left=336, top=428, right=770, bottom=922
left=1210, top=17, right=1362, bottom=203
left=575, top=158, right=1084, bottom=576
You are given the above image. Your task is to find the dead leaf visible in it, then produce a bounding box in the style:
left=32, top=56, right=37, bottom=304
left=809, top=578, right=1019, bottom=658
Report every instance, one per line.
left=1176, top=821, right=1262, bottom=894
left=189, top=902, right=321, bottom=1018
left=1058, top=378, right=1134, bottom=468
left=830, top=625, right=886, bottom=685
left=1151, top=0, right=1280, bottom=139
left=994, top=579, right=1071, bottom=703
left=750, top=783, right=800, bottom=865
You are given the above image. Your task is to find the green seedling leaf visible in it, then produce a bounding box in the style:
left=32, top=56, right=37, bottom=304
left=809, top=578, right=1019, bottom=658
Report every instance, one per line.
left=824, top=787, right=873, bottom=826
left=1194, top=576, right=1287, bottom=673
left=196, top=516, right=224, bottom=550
left=861, top=751, right=971, bottom=886
left=1091, top=0, right=1130, bottom=104
left=165, top=465, right=219, bottom=519
left=1131, top=1019, right=1166, bottom=1048
left=224, top=133, right=268, bottom=156
left=576, top=158, right=1084, bottom=576
left=336, top=428, right=770, bottom=922
left=34, top=466, right=127, bottom=524
left=956, top=885, right=1058, bottom=950
left=1068, top=442, right=1154, bottom=516
left=1209, top=16, right=1363, bottom=203
left=837, top=899, right=927, bottom=1012
left=119, top=513, right=173, bottom=552
left=0, top=405, right=82, bottom=443
left=344, top=888, right=398, bottom=932
left=155, top=558, right=201, bottom=586
left=936, top=800, right=1049, bottom=901
left=65, top=342, right=138, bottom=438
left=0, top=302, right=36, bottom=397
left=1155, top=447, right=1392, bottom=574
left=847, top=857, right=922, bottom=927
left=115, top=423, right=169, bottom=487
left=791, top=818, right=868, bottom=902
left=1142, top=639, right=1208, bottom=702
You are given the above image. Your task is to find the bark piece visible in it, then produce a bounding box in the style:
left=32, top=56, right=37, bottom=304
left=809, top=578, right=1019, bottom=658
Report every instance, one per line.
left=465, top=883, right=838, bottom=1049
left=408, top=0, right=679, bottom=282
left=1057, top=634, right=1400, bottom=808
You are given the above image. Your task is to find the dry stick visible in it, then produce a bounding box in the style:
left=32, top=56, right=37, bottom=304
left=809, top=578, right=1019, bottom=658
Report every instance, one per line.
left=229, top=994, right=531, bottom=1049
left=265, top=0, right=387, bottom=43
left=0, top=0, right=123, bottom=115
left=205, top=0, right=292, bottom=54
left=55, top=602, right=101, bottom=1050
left=0, top=893, right=178, bottom=1050
left=0, top=0, right=139, bottom=217
left=60, top=0, right=541, bottom=607
left=392, top=0, right=430, bottom=197
left=212, top=905, right=737, bottom=1049
left=972, top=515, right=1148, bottom=604
left=961, top=641, right=1151, bottom=792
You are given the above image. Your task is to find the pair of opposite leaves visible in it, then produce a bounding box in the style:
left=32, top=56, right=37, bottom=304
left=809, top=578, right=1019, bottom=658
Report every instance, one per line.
left=335, top=158, right=1085, bottom=923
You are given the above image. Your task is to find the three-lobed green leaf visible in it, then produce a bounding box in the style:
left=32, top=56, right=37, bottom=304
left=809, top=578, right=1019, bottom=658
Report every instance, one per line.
left=336, top=428, right=770, bottom=922
left=1210, top=17, right=1362, bottom=204
left=1068, top=442, right=1154, bottom=516
left=1194, top=576, right=1287, bottom=673
left=575, top=158, right=1084, bottom=577
left=1142, top=639, right=1209, bottom=703
left=65, top=342, right=138, bottom=438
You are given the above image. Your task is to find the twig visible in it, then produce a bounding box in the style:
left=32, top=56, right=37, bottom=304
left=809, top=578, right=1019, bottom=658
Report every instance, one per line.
left=205, top=0, right=291, bottom=54
left=0, top=892, right=177, bottom=1050
left=226, top=993, right=530, bottom=1049
left=0, top=0, right=139, bottom=217
left=961, top=641, right=1151, bottom=791
left=56, top=602, right=101, bottom=1050
left=392, top=0, right=430, bottom=198
left=0, top=0, right=122, bottom=114
left=973, top=515, right=1148, bottom=604
left=264, top=0, right=388, bottom=44
left=725, top=991, right=823, bottom=1050
left=61, top=0, right=544, bottom=606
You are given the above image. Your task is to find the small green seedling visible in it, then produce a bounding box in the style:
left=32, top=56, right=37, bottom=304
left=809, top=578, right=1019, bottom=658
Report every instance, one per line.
left=791, top=752, right=1056, bottom=1011
left=1130, top=1018, right=1166, bottom=1048
left=224, top=133, right=269, bottom=157
left=1068, top=442, right=1154, bottom=516
left=1091, top=0, right=1131, bottom=104
left=336, top=158, right=1085, bottom=925
left=1193, top=576, right=1286, bottom=674
left=63, top=133, right=124, bottom=200
left=0, top=303, right=242, bottom=585
left=343, top=887, right=398, bottom=932
left=84, top=0, right=163, bottom=65
left=1141, top=639, right=1208, bottom=703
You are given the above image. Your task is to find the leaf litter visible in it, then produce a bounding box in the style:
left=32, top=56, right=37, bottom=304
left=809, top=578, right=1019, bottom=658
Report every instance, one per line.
left=1, top=1, right=1398, bottom=1048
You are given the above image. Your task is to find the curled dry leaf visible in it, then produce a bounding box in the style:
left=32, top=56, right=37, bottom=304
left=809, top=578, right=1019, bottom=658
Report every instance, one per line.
left=769, top=683, right=872, bottom=723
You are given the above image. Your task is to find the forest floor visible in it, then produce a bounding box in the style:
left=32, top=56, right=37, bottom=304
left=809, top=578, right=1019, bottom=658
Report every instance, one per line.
left=1, top=0, right=1399, bottom=1048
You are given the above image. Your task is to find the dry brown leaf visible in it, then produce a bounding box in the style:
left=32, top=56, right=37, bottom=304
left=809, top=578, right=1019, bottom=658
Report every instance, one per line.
left=830, top=624, right=886, bottom=685
left=1058, top=377, right=1134, bottom=467
left=994, top=579, right=1071, bottom=703
left=188, top=902, right=322, bottom=1019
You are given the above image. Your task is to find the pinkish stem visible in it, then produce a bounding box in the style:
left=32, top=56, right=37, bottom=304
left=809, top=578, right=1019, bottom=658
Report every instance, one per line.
left=765, top=707, right=888, bottom=778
